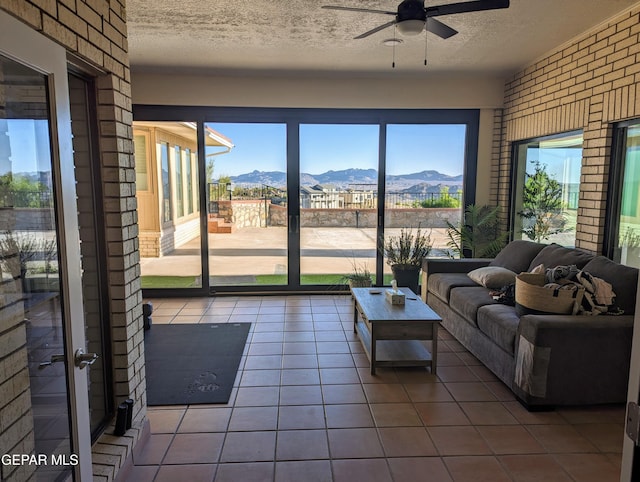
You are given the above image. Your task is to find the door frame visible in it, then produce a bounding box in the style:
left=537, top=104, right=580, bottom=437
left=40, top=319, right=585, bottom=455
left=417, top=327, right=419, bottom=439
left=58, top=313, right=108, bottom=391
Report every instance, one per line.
left=612, top=119, right=640, bottom=481
left=134, top=105, right=479, bottom=295
left=621, top=280, right=640, bottom=480
left=0, top=10, right=93, bottom=480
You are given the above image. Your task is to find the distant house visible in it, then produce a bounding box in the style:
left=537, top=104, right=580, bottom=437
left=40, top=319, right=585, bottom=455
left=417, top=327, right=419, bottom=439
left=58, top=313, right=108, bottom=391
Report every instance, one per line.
left=300, top=184, right=344, bottom=209
left=133, top=122, right=233, bottom=257
left=344, top=187, right=376, bottom=209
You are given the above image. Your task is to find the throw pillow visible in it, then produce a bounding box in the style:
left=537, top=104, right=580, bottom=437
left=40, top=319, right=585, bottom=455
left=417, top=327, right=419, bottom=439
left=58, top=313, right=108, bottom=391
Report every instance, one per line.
left=468, top=266, right=517, bottom=289
left=530, top=263, right=545, bottom=274
left=489, top=240, right=546, bottom=273
left=527, top=243, right=594, bottom=271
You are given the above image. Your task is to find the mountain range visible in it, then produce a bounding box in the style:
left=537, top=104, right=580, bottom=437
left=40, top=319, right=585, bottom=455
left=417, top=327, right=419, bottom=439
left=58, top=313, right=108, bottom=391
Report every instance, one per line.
left=230, top=168, right=462, bottom=190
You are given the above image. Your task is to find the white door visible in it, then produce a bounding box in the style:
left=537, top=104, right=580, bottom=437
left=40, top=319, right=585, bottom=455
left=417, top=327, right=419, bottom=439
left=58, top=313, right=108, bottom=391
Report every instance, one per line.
left=0, top=10, right=93, bottom=480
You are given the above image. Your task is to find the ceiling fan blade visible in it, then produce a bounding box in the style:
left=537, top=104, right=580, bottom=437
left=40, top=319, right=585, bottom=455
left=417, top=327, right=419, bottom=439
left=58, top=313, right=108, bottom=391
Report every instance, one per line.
left=354, top=20, right=397, bottom=39
left=426, top=18, right=457, bottom=39
left=426, top=0, right=509, bottom=17
left=322, top=5, right=396, bottom=16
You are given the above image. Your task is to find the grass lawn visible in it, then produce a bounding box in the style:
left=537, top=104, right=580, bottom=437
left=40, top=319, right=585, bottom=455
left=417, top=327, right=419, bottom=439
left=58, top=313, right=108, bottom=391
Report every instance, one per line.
left=141, top=276, right=200, bottom=288
left=141, top=273, right=398, bottom=288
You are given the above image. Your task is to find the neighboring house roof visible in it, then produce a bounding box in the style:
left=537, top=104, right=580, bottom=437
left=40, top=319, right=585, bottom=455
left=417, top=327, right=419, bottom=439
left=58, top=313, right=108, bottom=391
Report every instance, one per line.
left=301, top=185, right=323, bottom=194
left=204, top=125, right=234, bottom=149
left=132, top=121, right=234, bottom=149
left=314, top=184, right=337, bottom=191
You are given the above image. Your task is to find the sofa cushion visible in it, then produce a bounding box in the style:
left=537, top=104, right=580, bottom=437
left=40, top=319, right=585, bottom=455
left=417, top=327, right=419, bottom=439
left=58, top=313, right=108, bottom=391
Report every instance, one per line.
left=449, top=286, right=497, bottom=325
left=428, top=273, right=479, bottom=303
left=528, top=243, right=594, bottom=271
left=476, top=304, right=520, bottom=354
left=582, top=256, right=638, bottom=315
left=468, top=266, right=517, bottom=289
left=489, top=240, right=546, bottom=273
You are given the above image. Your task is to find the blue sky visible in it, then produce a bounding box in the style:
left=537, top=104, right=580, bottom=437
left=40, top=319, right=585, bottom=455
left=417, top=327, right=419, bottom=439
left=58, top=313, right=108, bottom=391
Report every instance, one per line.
left=527, top=147, right=582, bottom=184
left=206, top=122, right=466, bottom=178
left=7, top=119, right=51, bottom=174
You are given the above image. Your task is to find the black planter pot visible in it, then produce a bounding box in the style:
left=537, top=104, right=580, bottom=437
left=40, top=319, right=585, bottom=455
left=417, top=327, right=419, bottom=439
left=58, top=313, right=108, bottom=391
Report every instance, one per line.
left=390, top=264, right=421, bottom=295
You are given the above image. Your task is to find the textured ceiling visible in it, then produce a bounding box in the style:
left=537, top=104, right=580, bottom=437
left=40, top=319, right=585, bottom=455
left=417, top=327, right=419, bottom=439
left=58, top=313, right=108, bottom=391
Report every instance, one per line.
left=127, top=0, right=639, bottom=76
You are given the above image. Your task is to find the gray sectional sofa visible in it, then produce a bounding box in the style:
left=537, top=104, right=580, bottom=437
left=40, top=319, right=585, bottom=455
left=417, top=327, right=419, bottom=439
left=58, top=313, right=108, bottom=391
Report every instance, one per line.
left=421, top=240, right=639, bottom=408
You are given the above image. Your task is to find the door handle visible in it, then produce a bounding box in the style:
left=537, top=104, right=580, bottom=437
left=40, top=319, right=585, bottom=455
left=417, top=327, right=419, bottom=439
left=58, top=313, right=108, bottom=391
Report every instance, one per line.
left=74, top=348, right=99, bottom=369
left=38, top=354, right=65, bottom=369
left=288, top=215, right=300, bottom=234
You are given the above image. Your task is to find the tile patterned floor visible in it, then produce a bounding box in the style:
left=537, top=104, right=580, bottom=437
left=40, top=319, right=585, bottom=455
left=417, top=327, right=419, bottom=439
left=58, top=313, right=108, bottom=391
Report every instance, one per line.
left=126, top=295, right=625, bottom=482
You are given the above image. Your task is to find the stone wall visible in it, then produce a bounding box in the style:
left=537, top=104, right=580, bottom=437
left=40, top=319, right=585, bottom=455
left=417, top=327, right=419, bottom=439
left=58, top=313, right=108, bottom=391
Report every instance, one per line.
left=499, top=4, right=640, bottom=253
left=269, top=203, right=287, bottom=226
left=0, top=208, right=54, bottom=231
left=384, top=208, right=461, bottom=229
left=268, top=204, right=460, bottom=229
left=218, top=200, right=268, bottom=228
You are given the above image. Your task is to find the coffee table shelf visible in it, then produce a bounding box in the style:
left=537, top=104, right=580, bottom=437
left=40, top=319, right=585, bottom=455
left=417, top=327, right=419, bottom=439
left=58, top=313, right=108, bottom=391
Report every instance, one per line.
left=351, top=287, right=441, bottom=375
left=355, top=321, right=434, bottom=368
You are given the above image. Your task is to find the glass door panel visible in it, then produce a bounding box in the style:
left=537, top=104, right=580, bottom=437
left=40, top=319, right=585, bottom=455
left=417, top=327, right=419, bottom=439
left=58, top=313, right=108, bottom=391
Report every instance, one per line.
left=0, top=53, right=72, bottom=482
left=384, top=124, right=467, bottom=283
left=133, top=121, right=203, bottom=289
left=613, top=124, right=640, bottom=268
left=205, top=123, right=288, bottom=287
left=299, top=124, right=379, bottom=285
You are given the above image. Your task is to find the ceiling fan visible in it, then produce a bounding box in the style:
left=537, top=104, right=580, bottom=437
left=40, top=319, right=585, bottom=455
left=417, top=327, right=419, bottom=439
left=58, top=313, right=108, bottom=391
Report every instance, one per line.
left=322, top=0, right=510, bottom=40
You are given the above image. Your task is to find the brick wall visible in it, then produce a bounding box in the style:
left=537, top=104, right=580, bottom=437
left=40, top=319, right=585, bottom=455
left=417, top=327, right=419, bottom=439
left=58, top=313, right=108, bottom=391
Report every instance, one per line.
left=139, top=231, right=160, bottom=258
left=489, top=108, right=506, bottom=224
left=0, top=2, right=145, bottom=481
left=499, top=5, right=640, bottom=252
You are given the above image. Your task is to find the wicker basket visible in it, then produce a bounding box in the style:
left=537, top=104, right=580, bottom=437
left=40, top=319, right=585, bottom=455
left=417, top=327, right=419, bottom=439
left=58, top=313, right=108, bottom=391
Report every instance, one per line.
left=515, top=272, right=584, bottom=315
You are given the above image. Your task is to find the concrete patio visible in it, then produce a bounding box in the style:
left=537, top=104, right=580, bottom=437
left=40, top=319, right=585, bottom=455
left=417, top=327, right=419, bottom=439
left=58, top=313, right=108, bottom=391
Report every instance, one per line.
left=139, top=227, right=453, bottom=281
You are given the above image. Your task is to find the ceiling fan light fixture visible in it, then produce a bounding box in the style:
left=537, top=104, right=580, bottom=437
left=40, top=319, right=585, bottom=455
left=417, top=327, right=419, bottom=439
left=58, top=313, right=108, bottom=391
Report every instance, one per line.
left=383, top=38, right=403, bottom=46
left=396, top=19, right=424, bottom=36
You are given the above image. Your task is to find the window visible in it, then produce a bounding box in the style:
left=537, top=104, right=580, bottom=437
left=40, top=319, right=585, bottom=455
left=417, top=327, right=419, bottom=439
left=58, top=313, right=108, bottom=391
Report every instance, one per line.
left=134, top=133, right=149, bottom=191
left=185, top=148, right=194, bottom=214
left=511, top=131, right=582, bottom=247
left=608, top=122, right=640, bottom=268
left=161, top=142, right=172, bottom=223
left=134, top=106, right=479, bottom=293
left=175, top=145, right=184, bottom=218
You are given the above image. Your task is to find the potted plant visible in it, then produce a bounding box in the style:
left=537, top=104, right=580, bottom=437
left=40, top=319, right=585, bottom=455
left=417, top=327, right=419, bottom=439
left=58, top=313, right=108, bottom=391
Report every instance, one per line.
left=342, top=261, right=373, bottom=289
left=446, top=204, right=509, bottom=258
left=381, top=227, right=432, bottom=294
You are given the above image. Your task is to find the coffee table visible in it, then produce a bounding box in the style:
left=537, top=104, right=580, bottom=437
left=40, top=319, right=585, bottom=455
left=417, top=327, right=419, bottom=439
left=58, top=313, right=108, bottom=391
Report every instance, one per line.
left=351, top=287, right=441, bottom=375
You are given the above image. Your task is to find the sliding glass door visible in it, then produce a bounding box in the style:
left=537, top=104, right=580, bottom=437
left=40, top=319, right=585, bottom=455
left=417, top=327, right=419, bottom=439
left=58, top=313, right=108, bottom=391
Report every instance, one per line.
left=609, top=122, right=640, bottom=268
left=299, top=124, right=379, bottom=285
left=205, top=123, right=288, bottom=287
left=133, top=107, right=479, bottom=294
left=384, top=124, right=466, bottom=281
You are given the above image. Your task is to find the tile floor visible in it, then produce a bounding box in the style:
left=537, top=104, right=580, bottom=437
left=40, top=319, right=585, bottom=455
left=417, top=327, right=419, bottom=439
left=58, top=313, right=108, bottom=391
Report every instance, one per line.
left=126, top=295, right=625, bottom=482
